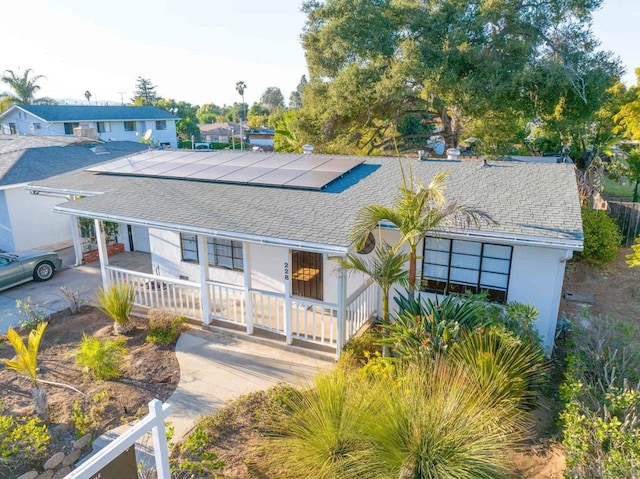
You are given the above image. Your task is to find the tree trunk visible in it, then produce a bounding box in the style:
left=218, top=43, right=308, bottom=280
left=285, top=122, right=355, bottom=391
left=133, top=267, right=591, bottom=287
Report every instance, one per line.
left=382, top=286, right=391, bottom=358
left=408, top=249, right=417, bottom=298
left=32, top=386, right=47, bottom=420
left=114, top=320, right=134, bottom=335
left=634, top=180, right=639, bottom=203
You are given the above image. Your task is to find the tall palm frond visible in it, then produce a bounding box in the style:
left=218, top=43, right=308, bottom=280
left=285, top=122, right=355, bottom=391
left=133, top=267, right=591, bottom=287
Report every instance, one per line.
left=1, top=68, right=46, bottom=104
left=350, top=168, right=494, bottom=296
left=1, top=322, right=47, bottom=386
left=335, top=241, right=409, bottom=323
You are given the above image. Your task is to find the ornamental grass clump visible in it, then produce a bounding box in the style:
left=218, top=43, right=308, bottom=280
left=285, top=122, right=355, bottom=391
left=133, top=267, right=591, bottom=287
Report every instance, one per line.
left=95, top=283, right=135, bottom=334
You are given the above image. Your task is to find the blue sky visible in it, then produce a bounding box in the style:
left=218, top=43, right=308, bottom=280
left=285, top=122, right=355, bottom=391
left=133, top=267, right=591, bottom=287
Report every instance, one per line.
left=2, top=0, right=638, bottom=107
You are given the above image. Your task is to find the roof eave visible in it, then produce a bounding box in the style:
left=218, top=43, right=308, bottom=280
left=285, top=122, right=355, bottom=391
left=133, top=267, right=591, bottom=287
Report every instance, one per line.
left=51, top=204, right=349, bottom=255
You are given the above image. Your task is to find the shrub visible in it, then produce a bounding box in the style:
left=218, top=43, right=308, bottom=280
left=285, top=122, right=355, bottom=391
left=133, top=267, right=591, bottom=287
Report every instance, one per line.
left=15, top=297, right=47, bottom=329
left=75, top=335, right=127, bottom=380
left=146, top=309, right=186, bottom=345
left=71, top=391, right=110, bottom=437
left=560, top=312, right=640, bottom=477
left=449, top=329, right=547, bottom=409
left=60, top=286, right=88, bottom=314
left=0, top=414, right=50, bottom=463
left=95, top=283, right=135, bottom=334
left=581, top=206, right=622, bottom=264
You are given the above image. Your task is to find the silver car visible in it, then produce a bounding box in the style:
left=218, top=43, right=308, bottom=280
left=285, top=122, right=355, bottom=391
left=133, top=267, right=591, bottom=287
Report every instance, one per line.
left=0, top=251, right=63, bottom=291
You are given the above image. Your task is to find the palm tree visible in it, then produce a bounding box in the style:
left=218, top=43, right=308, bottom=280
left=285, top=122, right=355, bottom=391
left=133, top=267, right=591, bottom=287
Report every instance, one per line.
left=84, top=90, right=92, bottom=103
left=1, top=68, right=46, bottom=104
left=351, top=169, right=493, bottom=297
left=235, top=80, right=247, bottom=150
left=335, top=241, right=409, bottom=325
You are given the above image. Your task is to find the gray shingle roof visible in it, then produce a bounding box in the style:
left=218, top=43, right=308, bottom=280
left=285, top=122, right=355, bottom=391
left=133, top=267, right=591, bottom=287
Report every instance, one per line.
left=0, top=137, right=148, bottom=186
left=15, top=105, right=178, bottom=122
left=27, top=152, right=584, bottom=251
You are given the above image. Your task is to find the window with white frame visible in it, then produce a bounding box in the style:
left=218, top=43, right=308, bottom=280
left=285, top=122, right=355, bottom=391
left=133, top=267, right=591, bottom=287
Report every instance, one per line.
left=155, top=120, right=167, bottom=130
left=421, top=237, right=512, bottom=302
left=179, top=234, right=243, bottom=271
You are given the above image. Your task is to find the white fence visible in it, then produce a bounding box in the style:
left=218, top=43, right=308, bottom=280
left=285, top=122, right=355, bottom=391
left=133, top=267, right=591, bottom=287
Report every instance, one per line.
left=107, top=266, right=202, bottom=320
left=251, top=290, right=285, bottom=333
left=345, top=281, right=379, bottom=339
left=207, top=280, right=246, bottom=325
left=291, top=298, right=338, bottom=346
left=64, top=400, right=172, bottom=479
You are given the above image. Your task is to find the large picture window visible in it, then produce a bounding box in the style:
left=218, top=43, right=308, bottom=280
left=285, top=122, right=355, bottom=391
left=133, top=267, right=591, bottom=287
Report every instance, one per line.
left=180, top=234, right=243, bottom=271
left=421, top=237, right=512, bottom=302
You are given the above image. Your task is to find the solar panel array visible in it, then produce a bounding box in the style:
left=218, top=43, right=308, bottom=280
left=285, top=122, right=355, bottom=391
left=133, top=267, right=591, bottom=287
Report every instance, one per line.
left=86, top=150, right=364, bottom=190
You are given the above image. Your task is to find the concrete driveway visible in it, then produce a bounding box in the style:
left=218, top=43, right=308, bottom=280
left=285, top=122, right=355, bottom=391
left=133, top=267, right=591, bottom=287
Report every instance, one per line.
left=0, top=263, right=102, bottom=334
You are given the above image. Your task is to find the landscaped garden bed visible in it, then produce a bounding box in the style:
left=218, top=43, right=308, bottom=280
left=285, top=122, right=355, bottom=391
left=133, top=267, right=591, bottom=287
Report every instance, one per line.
left=0, top=306, right=180, bottom=479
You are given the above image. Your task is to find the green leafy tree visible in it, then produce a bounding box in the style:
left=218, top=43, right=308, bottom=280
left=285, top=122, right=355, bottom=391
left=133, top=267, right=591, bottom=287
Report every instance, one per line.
left=260, top=87, right=285, bottom=113
left=196, top=103, right=222, bottom=124
left=613, top=67, right=640, bottom=141
left=626, top=237, right=640, bottom=268
left=351, top=169, right=492, bottom=296
left=132, top=76, right=160, bottom=105
left=288, top=75, right=307, bottom=110
left=299, top=0, right=620, bottom=155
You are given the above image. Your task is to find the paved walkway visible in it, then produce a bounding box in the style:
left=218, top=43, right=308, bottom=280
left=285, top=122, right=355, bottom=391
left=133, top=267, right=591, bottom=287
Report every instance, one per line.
left=90, top=327, right=333, bottom=468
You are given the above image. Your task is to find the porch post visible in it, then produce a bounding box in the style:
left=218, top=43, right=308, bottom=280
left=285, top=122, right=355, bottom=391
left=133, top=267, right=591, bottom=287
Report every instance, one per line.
left=243, top=243, right=253, bottom=334
left=68, top=210, right=84, bottom=267
left=94, top=219, right=110, bottom=289
left=335, top=270, right=347, bottom=361
left=197, top=235, right=211, bottom=325
left=284, top=250, right=292, bottom=345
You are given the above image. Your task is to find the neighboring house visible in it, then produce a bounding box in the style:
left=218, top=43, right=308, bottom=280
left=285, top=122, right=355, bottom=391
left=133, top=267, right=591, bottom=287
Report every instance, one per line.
left=247, top=128, right=275, bottom=151
left=27, top=151, right=583, bottom=357
left=0, top=135, right=147, bottom=253
left=0, top=105, right=179, bottom=148
left=198, top=122, right=241, bottom=143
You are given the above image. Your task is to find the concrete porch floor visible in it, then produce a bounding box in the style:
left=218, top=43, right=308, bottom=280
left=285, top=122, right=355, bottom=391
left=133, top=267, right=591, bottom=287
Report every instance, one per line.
left=58, top=247, right=152, bottom=274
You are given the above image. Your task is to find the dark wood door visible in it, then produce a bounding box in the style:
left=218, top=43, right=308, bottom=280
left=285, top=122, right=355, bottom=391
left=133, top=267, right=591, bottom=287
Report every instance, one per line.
left=291, top=250, right=323, bottom=301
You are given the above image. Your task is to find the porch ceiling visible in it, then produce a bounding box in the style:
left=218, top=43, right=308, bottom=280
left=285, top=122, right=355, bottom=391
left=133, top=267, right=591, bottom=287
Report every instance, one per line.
left=29, top=154, right=583, bottom=251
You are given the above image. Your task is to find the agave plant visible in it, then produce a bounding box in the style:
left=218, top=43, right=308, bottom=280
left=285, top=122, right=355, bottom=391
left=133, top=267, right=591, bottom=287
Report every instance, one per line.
left=95, top=283, right=136, bottom=334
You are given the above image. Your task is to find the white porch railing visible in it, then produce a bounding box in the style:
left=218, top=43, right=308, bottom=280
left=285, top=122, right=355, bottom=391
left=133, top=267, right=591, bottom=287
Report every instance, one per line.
left=207, top=280, right=246, bottom=325
left=291, top=298, right=338, bottom=346
left=251, top=289, right=285, bottom=333
left=107, top=266, right=202, bottom=320
left=345, top=280, right=379, bottom=340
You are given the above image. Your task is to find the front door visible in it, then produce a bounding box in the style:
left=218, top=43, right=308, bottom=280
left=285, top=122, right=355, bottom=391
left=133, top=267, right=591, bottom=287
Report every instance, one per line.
left=291, top=250, right=323, bottom=301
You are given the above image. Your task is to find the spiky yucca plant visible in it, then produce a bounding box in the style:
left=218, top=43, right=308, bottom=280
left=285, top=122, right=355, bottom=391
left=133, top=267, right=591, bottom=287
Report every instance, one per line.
left=95, top=283, right=135, bottom=334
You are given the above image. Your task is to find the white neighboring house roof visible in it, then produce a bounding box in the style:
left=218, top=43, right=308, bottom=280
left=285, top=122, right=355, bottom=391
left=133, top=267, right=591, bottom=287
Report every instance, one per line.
left=26, top=151, right=584, bottom=254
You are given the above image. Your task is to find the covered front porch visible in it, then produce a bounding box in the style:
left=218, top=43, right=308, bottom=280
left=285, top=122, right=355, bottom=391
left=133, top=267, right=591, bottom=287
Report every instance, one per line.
left=89, top=221, right=379, bottom=360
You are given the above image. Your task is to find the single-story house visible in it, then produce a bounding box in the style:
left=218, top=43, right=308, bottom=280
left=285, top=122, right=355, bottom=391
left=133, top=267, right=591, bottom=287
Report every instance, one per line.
left=27, top=150, right=583, bottom=357
left=198, top=122, right=241, bottom=144
left=0, top=105, right=179, bottom=148
left=0, top=134, right=147, bottom=254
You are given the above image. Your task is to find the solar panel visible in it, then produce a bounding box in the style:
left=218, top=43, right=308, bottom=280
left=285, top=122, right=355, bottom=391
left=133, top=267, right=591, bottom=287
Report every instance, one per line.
left=86, top=150, right=364, bottom=190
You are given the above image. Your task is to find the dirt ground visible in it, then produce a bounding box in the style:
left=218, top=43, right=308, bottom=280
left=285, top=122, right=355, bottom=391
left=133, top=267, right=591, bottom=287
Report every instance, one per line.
left=0, top=307, right=179, bottom=479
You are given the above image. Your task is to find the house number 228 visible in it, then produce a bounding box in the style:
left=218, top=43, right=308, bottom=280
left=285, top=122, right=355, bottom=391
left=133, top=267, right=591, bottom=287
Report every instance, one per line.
left=284, top=262, right=289, bottom=280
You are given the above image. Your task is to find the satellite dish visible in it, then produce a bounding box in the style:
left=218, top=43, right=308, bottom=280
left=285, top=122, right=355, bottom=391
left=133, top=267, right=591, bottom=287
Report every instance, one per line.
left=143, top=129, right=153, bottom=141
left=432, top=142, right=445, bottom=156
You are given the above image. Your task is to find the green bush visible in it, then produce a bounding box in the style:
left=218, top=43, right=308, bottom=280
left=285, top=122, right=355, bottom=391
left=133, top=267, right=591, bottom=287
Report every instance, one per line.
left=581, top=206, right=622, bottom=264
left=0, top=414, right=50, bottom=463
left=76, top=335, right=127, bottom=380
left=146, top=309, right=186, bottom=345
left=560, top=313, right=640, bottom=477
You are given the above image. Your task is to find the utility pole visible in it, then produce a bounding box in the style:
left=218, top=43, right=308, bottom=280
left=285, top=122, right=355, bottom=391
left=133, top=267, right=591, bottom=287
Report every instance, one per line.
left=117, top=91, right=126, bottom=106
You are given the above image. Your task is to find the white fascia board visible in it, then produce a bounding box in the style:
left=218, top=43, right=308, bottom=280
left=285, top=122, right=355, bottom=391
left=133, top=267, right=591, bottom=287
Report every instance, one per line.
left=24, top=184, right=103, bottom=197
left=378, top=222, right=583, bottom=251
left=0, top=105, right=48, bottom=123
left=48, top=118, right=179, bottom=123
left=52, top=204, right=349, bottom=256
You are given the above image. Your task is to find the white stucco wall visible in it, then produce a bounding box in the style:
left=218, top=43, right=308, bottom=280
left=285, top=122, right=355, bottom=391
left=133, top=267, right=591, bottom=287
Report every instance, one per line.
left=0, top=110, right=64, bottom=135
left=4, top=187, right=71, bottom=251
left=508, top=245, right=570, bottom=353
